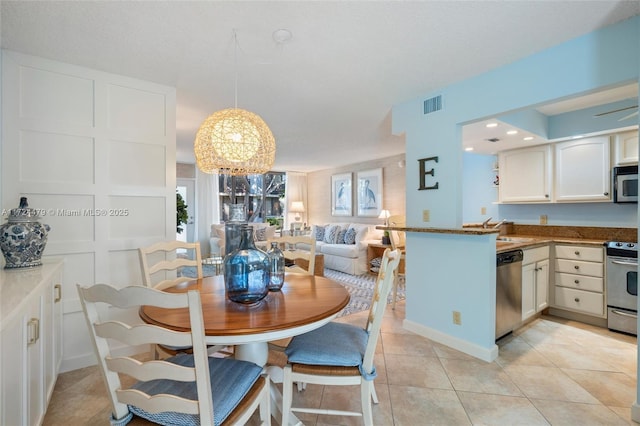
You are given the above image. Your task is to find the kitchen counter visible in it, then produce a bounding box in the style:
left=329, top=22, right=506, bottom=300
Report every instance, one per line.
left=377, top=223, right=633, bottom=254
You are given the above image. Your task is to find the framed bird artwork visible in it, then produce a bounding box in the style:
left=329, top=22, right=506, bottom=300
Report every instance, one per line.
left=356, top=168, right=383, bottom=217
left=331, top=172, right=352, bottom=216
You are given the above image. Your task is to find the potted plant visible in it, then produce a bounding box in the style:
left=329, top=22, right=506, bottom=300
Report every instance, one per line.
left=382, top=230, right=391, bottom=245
left=176, top=192, right=188, bottom=234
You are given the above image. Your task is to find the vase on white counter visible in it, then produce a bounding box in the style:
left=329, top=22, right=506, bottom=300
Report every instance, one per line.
left=0, top=197, right=50, bottom=269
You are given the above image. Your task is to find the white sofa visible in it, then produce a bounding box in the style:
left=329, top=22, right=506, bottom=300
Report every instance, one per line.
left=210, top=223, right=277, bottom=256
left=309, top=223, right=383, bottom=275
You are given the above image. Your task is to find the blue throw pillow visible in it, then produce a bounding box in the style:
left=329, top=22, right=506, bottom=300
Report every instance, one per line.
left=315, top=225, right=326, bottom=242
left=337, top=229, right=347, bottom=244
left=285, top=321, right=376, bottom=380
left=344, top=227, right=357, bottom=244
left=129, top=353, right=262, bottom=425
left=324, top=225, right=341, bottom=244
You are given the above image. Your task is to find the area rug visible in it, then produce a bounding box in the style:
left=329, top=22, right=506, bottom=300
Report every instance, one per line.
left=179, top=266, right=405, bottom=317
left=323, top=269, right=405, bottom=317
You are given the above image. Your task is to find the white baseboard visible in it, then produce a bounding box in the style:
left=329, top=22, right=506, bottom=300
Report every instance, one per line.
left=403, top=319, right=499, bottom=362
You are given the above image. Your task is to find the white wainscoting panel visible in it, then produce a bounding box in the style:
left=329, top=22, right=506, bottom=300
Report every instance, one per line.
left=108, top=249, right=145, bottom=288
left=109, top=140, right=166, bottom=187
left=18, top=64, right=94, bottom=126
left=108, top=195, right=166, bottom=239
left=106, top=83, right=167, bottom=139
left=20, top=130, right=95, bottom=183
left=23, top=193, right=95, bottom=243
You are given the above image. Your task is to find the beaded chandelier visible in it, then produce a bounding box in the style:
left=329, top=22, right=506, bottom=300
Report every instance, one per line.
left=194, top=31, right=276, bottom=176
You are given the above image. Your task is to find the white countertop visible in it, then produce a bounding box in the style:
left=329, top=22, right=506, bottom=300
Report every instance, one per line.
left=1, top=258, right=64, bottom=330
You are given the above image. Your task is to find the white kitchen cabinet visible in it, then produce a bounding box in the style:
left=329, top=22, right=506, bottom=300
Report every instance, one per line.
left=522, top=246, right=550, bottom=321
left=498, top=145, right=552, bottom=203
left=554, top=136, right=611, bottom=202
left=613, top=130, right=639, bottom=165
left=552, top=245, right=605, bottom=317
left=1, top=260, right=63, bottom=426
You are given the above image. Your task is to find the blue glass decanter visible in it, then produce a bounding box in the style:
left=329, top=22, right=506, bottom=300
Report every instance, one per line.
left=267, top=241, right=285, bottom=291
left=224, top=225, right=269, bottom=304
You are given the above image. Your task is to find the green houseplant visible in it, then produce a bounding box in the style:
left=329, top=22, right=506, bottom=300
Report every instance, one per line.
left=176, top=192, right=188, bottom=234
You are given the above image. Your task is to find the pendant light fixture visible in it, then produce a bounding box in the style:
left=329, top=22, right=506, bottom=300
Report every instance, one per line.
left=194, top=31, right=275, bottom=176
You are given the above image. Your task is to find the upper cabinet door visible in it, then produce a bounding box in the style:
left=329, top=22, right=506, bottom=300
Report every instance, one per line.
left=613, top=130, right=639, bottom=166
left=554, top=136, right=611, bottom=202
left=499, top=145, right=552, bottom=203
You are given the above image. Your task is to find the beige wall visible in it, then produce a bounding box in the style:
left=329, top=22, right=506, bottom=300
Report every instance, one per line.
left=307, top=154, right=406, bottom=225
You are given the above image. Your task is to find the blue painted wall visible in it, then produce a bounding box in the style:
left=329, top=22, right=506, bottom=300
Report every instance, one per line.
left=393, top=16, right=639, bottom=359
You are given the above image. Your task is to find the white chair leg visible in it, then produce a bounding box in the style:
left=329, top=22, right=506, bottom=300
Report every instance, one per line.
left=361, top=381, right=374, bottom=426
left=370, top=381, right=379, bottom=404
left=282, top=365, right=293, bottom=426
left=259, top=376, right=271, bottom=425
left=392, top=271, right=399, bottom=310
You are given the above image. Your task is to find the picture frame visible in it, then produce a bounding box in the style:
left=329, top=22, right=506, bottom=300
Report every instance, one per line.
left=356, top=168, right=383, bottom=217
left=331, top=173, right=352, bottom=216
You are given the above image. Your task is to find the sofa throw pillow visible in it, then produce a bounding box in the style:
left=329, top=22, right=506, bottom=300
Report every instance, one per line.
left=314, top=225, right=326, bottom=242
left=344, top=227, right=357, bottom=245
left=324, top=225, right=341, bottom=244
left=337, top=228, right=348, bottom=244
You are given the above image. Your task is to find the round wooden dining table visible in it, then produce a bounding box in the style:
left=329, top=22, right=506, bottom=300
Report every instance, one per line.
left=140, top=273, right=350, bottom=366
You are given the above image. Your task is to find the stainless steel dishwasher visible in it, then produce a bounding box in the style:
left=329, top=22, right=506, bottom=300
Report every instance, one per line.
left=495, top=249, right=523, bottom=340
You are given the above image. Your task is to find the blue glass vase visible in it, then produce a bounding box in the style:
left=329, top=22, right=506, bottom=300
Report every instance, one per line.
left=224, top=225, right=269, bottom=304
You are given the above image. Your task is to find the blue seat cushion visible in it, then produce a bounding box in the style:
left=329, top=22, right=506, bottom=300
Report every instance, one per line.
left=128, top=353, right=262, bottom=426
left=285, top=321, right=376, bottom=380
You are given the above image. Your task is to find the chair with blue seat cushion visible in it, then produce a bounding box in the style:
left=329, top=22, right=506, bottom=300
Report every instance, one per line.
left=281, top=248, right=401, bottom=426
left=77, top=283, right=271, bottom=426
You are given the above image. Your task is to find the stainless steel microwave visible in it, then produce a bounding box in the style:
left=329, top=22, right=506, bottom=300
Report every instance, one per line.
left=613, top=165, right=638, bottom=203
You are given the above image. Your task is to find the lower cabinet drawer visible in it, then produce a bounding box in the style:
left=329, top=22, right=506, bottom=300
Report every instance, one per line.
left=554, top=287, right=604, bottom=316
left=555, top=259, right=603, bottom=277
left=554, top=272, right=603, bottom=292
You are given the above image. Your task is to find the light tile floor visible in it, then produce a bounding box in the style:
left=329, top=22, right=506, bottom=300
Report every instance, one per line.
left=43, top=301, right=639, bottom=425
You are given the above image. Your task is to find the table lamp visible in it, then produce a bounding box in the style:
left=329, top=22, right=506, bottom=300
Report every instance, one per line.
left=290, top=201, right=305, bottom=222
left=378, top=209, right=390, bottom=226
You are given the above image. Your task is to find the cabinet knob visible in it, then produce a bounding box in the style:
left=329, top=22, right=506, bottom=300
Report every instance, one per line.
left=574, top=297, right=580, bottom=303
left=574, top=265, right=580, bottom=270
left=574, top=279, right=580, bottom=284
left=545, top=194, right=549, bottom=198
left=574, top=251, right=580, bottom=255
left=604, top=192, right=609, bottom=196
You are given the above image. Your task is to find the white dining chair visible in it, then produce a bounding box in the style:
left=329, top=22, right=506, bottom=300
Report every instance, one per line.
left=138, top=240, right=203, bottom=290
left=77, top=283, right=271, bottom=426
left=280, top=248, right=401, bottom=426
left=387, top=214, right=406, bottom=310
left=267, top=235, right=316, bottom=275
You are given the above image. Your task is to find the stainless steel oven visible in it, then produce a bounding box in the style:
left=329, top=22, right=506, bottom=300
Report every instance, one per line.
left=606, top=241, right=637, bottom=335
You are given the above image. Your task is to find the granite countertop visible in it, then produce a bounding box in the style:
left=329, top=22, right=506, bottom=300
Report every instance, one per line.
left=376, top=223, right=629, bottom=254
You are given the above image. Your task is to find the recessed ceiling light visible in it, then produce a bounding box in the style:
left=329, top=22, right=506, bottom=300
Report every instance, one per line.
left=486, top=123, right=498, bottom=128
left=465, top=147, right=474, bottom=152
left=272, top=28, right=293, bottom=44
left=571, top=135, right=584, bottom=139
left=506, top=130, right=518, bottom=135
left=523, top=136, right=534, bottom=141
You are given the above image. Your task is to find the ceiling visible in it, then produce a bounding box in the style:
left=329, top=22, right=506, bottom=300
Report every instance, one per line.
left=1, top=1, right=639, bottom=172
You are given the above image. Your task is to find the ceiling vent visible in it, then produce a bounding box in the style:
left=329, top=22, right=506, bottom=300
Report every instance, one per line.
left=486, top=138, right=500, bottom=143
left=423, top=95, right=442, bottom=115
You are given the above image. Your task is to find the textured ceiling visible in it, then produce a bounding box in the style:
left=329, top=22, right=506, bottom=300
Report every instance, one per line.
left=1, top=1, right=639, bottom=172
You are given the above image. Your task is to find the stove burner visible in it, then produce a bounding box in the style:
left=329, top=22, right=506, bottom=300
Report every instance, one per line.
left=606, top=241, right=638, bottom=258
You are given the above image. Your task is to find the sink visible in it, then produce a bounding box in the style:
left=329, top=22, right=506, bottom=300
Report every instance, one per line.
left=496, top=237, right=534, bottom=242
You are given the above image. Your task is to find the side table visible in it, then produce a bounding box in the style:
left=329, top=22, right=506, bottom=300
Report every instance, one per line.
left=367, top=242, right=405, bottom=275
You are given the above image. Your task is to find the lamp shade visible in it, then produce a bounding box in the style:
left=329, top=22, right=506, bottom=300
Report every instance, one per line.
left=290, top=201, right=305, bottom=213
left=378, top=210, right=390, bottom=220
left=194, top=108, right=276, bottom=176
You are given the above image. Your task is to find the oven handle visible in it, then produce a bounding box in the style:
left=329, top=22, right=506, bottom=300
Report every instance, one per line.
left=611, top=309, right=638, bottom=319
left=611, top=259, right=638, bottom=266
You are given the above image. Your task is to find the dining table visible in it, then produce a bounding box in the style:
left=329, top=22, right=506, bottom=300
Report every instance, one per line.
left=139, top=273, right=350, bottom=367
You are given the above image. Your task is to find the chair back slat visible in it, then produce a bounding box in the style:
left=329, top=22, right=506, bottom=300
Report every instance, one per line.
left=362, top=249, right=401, bottom=372
left=139, top=241, right=203, bottom=288
left=267, top=235, right=316, bottom=275
left=77, top=284, right=215, bottom=424
left=115, top=389, right=200, bottom=415
left=106, top=357, right=196, bottom=383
